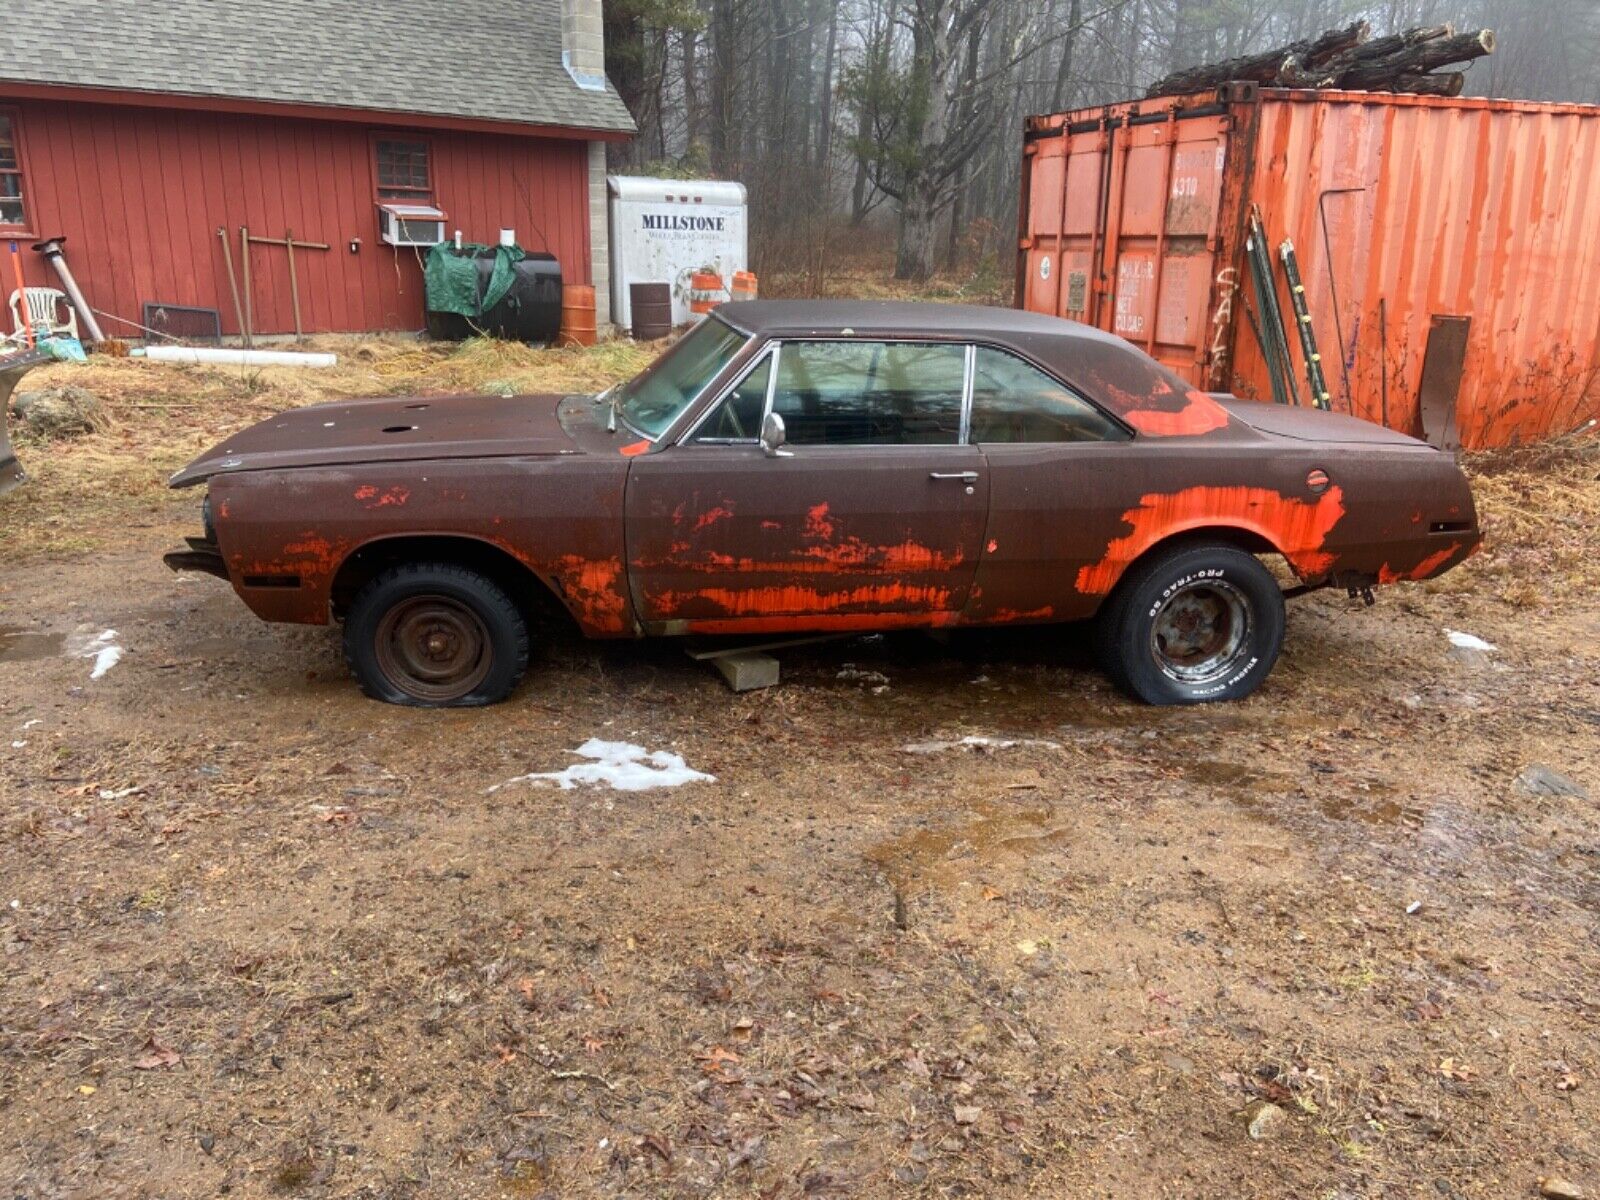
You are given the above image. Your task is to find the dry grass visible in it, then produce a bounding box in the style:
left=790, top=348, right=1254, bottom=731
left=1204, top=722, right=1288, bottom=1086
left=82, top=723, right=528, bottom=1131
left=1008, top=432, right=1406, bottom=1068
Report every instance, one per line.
left=0, top=336, right=654, bottom=562
left=1447, top=436, right=1600, bottom=605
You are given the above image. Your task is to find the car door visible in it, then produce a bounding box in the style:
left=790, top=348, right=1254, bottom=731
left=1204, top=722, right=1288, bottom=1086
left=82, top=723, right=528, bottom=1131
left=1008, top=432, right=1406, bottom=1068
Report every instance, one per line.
left=624, top=338, right=989, bottom=634
left=962, top=344, right=1138, bottom=624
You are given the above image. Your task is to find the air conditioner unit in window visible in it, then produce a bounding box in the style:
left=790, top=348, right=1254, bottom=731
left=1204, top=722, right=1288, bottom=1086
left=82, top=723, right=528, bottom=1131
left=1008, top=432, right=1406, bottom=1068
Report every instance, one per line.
left=377, top=202, right=446, bottom=247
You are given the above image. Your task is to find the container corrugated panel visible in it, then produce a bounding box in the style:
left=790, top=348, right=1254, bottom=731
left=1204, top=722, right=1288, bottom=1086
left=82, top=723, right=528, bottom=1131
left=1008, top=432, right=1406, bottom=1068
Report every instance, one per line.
left=1016, top=88, right=1600, bottom=449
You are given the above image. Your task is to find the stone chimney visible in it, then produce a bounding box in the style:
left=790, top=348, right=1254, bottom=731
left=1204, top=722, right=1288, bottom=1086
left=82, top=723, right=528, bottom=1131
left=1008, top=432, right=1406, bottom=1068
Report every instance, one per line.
left=562, top=0, right=607, bottom=92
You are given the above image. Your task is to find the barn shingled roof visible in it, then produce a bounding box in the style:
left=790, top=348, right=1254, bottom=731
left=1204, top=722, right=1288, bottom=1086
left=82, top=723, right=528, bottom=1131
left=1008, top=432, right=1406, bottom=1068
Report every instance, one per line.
left=0, top=0, right=636, bottom=135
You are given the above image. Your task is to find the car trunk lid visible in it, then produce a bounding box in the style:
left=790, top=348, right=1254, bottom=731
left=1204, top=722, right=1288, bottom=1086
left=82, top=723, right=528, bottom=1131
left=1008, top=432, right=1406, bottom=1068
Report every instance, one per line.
left=169, top=393, right=581, bottom=487
left=1217, top=396, right=1428, bottom=446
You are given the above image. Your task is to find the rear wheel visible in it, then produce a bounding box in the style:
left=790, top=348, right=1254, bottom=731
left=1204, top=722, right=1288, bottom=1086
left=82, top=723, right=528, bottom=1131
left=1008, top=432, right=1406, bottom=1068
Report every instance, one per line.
left=1096, top=542, right=1285, bottom=705
left=343, top=563, right=529, bottom=707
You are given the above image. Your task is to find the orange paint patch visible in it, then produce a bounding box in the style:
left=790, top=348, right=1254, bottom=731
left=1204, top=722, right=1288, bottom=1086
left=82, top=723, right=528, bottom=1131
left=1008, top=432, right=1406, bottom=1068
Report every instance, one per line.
left=693, top=505, right=734, bottom=531
left=683, top=611, right=962, bottom=635
left=1075, top=484, right=1347, bottom=595
left=987, top=606, right=1055, bottom=623
left=551, top=555, right=629, bottom=633
left=1120, top=390, right=1232, bottom=438
left=1377, top=542, right=1460, bottom=585
left=354, top=485, right=410, bottom=509
left=654, top=539, right=962, bottom=577
left=620, top=439, right=652, bottom=457
left=804, top=503, right=836, bottom=540
left=653, top=582, right=952, bottom=618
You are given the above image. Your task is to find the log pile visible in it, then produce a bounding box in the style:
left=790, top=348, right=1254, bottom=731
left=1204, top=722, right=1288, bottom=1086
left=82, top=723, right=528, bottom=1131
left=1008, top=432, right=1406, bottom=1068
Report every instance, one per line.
left=1146, top=21, right=1496, bottom=99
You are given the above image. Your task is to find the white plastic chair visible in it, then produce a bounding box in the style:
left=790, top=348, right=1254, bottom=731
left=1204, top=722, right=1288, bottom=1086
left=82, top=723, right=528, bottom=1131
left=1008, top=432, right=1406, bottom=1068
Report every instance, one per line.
left=8, top=287, right=80, bottom=340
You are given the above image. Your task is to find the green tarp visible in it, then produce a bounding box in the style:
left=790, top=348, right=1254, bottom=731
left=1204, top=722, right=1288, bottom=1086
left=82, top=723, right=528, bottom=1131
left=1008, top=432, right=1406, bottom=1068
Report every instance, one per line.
left=424, top=242, right=526, bottom=319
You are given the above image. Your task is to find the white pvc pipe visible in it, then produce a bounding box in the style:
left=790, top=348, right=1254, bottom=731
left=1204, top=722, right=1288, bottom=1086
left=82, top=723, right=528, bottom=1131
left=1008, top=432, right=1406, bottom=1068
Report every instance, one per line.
left=139, top=345, right=337, bottom=368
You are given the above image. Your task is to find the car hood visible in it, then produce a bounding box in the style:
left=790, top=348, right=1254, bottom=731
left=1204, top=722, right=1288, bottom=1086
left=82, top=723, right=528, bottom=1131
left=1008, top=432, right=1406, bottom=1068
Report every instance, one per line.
left=1217, top=396, right=1427, bottom=447
left=169, top=393, right=581, bottom=487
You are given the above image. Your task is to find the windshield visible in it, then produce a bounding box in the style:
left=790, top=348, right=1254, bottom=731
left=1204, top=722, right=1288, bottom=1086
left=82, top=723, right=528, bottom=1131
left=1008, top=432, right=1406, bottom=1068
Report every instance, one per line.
left=616, top=317, right=749, bottom=439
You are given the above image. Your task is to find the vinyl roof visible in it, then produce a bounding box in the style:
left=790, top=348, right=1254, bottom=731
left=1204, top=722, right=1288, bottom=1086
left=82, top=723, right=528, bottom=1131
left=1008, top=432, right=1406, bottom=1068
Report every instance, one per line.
left=715, top=299, right=1129, bottom=344
left=0, top=0, right=637, bottom=135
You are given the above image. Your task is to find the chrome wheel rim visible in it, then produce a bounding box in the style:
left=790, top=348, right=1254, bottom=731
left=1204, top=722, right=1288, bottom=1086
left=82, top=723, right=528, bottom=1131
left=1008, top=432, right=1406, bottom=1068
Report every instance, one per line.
left=1150, top=579, right=1252, bottom=686
left=374, top=595, right=491, bottom=702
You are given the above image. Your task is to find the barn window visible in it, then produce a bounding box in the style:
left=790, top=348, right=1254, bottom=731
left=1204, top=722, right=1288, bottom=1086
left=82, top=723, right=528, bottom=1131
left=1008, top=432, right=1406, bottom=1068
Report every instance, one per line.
left=375, top=139, right=432, bottom=200
left=0, top=112, right=27, bottom=230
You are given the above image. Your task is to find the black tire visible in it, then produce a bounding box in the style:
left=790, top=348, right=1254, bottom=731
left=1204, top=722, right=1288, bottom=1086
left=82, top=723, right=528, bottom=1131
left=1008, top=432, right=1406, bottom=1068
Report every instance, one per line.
left=342, top=562, right=529, bottom=707
left=1095, top=542, right=1285, bottom=705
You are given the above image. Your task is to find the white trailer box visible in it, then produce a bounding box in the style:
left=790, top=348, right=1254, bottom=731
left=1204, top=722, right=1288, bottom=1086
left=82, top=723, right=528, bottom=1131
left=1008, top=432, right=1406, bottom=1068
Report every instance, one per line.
left=608, top=176, right=748, bottom=332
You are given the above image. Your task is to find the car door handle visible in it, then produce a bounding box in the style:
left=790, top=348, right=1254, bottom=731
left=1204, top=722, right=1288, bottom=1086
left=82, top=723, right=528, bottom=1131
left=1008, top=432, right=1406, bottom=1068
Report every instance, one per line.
left=929, top=471, right=979, bottom=483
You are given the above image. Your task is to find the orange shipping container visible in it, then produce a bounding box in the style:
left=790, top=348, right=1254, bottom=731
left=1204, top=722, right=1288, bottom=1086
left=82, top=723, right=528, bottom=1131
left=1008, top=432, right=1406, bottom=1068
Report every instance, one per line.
left=1015, top=84, right=1600, bottom=449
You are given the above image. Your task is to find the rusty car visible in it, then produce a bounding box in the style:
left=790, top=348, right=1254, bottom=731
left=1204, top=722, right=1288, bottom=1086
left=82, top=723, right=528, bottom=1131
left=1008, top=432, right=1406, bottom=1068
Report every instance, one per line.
left=165, top=300, right=1480, bottom=707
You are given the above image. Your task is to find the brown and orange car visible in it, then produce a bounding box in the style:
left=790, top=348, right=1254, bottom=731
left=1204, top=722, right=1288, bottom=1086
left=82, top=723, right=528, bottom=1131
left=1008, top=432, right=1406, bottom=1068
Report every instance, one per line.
left=165, top=301, right=1479, bottom=706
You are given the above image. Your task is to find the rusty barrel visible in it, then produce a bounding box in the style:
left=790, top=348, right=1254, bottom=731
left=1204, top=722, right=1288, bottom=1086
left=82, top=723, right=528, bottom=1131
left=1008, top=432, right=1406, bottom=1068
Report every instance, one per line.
left=558, top=284, right=597, bottom=347
left=688, top=270, right=726, bottom=318
left=730, top=270, right=758, bottom=303
left=630, top=282, right=673, bottom=340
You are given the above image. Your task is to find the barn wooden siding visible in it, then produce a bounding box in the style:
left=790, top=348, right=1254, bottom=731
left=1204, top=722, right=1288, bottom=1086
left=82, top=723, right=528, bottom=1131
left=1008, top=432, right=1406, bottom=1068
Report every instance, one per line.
left=4, top=97, right=592, bottom=336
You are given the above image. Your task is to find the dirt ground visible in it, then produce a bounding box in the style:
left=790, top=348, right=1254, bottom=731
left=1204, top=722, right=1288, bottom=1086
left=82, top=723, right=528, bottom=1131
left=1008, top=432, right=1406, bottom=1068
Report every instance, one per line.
left=1, top=339, right=1597, bottom=1199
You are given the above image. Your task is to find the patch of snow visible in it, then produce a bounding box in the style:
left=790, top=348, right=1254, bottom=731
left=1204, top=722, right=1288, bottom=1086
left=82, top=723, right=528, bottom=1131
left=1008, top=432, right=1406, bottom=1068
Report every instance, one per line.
left=68, top=629, right=124, bottom=679
left=1445, top=629, right=1497, bottom=652
left=90, top=644, right=123, bottom=680
left=11, top=741, right=25, bottom=749
left=492, top=739, right=715, bottom=793
left=900, top=735, right=1062, bottom=755
left=837, top=664, right=890, bottom=686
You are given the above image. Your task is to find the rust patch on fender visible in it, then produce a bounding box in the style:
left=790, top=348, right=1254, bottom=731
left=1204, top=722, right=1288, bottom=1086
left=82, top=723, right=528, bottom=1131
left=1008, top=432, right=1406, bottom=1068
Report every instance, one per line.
left=1076, top=485, right=1347, bottom=595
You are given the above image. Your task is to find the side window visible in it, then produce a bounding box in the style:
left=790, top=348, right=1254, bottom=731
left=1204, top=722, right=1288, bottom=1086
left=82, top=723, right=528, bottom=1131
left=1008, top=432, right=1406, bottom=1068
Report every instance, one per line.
left=0, top=112, right=29, bottom=231
left=970, top=347, right=1128, bottom=443
left=771, top=341, right=965, bottom=446
left=375, top=138, right=432, bottom=201
left=693, top=353, right=771, bottom=442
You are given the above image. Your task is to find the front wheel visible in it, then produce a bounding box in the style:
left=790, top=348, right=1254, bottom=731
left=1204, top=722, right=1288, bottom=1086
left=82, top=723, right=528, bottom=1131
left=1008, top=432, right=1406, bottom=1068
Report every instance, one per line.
left=1095, top=543, right=1285, bottom=705
left=343, top=563, right=529, bottom=707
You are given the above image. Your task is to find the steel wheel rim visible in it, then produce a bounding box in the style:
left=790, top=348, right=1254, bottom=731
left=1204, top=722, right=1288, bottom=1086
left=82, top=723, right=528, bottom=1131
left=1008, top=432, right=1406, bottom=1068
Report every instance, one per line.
left=374, top=595, right=492, bottom=702
left=1150, top=579, right=1252, bottom=685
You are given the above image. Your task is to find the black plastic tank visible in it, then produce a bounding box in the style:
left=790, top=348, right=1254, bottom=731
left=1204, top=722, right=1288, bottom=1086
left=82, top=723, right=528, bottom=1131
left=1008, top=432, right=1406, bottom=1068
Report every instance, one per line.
left=426, top=251, right=563, bottom=344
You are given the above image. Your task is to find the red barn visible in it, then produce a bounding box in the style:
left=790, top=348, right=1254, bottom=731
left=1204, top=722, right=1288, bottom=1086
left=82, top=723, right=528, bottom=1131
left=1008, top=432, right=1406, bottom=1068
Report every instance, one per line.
left=0, top=0, right=633, bottom=338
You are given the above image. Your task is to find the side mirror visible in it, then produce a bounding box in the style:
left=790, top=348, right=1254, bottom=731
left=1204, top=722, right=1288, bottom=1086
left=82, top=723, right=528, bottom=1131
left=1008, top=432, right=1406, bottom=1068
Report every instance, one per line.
left=760, top=411, right=793, bottom=458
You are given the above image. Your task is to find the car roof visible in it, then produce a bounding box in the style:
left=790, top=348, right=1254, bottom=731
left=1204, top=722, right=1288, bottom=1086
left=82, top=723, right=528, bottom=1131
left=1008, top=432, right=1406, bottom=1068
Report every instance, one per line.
left=712, top=299, right=1236, bottom=440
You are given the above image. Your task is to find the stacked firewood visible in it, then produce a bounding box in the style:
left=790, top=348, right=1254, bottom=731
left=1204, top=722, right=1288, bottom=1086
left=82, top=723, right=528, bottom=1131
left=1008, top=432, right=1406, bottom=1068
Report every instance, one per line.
left=1146, top=20, right=1496, bottom=99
